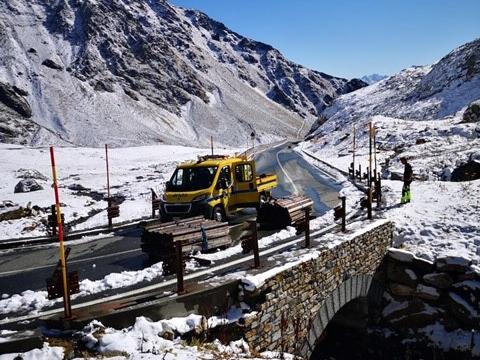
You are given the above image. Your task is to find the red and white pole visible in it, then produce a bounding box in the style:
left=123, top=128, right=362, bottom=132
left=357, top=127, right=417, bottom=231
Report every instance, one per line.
left=49, top=146, right=72, bottom=319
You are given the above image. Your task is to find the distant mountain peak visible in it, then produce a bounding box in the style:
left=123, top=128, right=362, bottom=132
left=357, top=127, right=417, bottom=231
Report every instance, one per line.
left=360, top=74, right=388, bottom=85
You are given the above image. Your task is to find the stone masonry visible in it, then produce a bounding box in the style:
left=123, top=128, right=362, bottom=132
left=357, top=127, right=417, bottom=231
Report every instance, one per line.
left=239, top=219, right=394, bottom=359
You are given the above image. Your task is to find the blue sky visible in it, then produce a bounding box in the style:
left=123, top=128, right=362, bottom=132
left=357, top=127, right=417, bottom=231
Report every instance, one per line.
left=170, top=0, right=480, bottom=79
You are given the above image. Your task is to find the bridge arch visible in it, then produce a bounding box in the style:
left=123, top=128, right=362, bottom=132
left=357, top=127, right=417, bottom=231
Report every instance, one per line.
left=300, top=274, right=374, bottom=359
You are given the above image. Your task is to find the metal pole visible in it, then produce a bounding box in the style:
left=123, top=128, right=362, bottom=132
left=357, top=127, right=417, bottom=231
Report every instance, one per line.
left=341, top=197, right=346, bottom=232
left=49, top=147, right=72, bottom=319
left=250, top=220, right=260, bottom=268
left=105, top=144, right=112, bottom=227
left=368, top=122, right=373, bottom=218
left=359, top=164, right=362, bottom=182
left=304, top=207, right=310, bottom=248
left=373, top=125, right=377, bottom=182
left=105, top=144, right=110, bottom=199
left=352, top=125, right=356, bottom=181
left=176, top=241, right=184, bottom=294
left=211, top=136, right=213, bottom=156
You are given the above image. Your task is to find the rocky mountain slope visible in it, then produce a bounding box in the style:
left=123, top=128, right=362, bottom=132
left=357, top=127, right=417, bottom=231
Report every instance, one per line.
left=306, top=38, right=480, bottom=179
left=0, top=0, right=364, bottom=147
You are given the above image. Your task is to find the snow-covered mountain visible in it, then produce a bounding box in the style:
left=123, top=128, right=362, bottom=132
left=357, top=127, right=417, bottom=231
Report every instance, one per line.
left=360, top=73, right=388, bottom=85
left=0, top=0, right=365, bottom=147
left=306, top=38, right=480, bottom=179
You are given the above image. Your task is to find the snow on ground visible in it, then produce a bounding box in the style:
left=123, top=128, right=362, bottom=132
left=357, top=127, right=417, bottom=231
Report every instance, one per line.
left=0, top=143, right=234, bottom=240
left=0, top=343, right=64, bottom=360
left=304, top=113, right=480, bottom=181
left=298, top=146, right=480, bottom=263
left=0, top=315, right=297, bottom=359
left=299, top=143, right=480, bottom=264
left=379, top=179, right=480, bottom=262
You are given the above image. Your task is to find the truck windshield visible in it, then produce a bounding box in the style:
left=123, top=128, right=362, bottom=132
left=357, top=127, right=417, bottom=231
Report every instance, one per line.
left=167, top=166, right=218, bottom=191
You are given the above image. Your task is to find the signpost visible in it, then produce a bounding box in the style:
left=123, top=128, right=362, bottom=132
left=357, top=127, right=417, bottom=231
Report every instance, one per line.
left=250, top=131, right=255, bottom=155
left=105, top=144, right=119, bottom=227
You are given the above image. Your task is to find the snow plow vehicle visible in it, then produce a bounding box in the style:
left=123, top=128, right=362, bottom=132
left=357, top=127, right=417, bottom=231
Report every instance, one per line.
left=158, top=154, right=278, bottom=222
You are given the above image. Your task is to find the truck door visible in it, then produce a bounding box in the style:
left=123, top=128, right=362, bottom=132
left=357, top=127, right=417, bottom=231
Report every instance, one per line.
left=215, top=165, right=232, bottom=210
left=229, top=161, right=259, bottom=210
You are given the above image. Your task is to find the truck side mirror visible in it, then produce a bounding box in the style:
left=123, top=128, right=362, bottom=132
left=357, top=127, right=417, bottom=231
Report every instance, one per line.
left=165, top=181, right=172, bottom=191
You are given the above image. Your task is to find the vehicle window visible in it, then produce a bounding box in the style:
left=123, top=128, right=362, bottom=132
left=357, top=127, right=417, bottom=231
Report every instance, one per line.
left=168, top=166, right=218, bottom=191
left=235, top=163, right=253, bottom=182
left=218, top=166, right=231, bottom=186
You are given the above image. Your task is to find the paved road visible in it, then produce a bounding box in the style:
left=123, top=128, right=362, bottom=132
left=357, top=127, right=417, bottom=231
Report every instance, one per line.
left=0, top=142, right=340, bottom=295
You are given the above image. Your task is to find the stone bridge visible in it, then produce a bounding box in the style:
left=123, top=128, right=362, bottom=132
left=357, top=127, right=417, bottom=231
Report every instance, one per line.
left=239, top=219, right=394, bottom=359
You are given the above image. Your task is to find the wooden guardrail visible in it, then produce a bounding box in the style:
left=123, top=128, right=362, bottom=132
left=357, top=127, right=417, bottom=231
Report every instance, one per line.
left=257, top=195, right=314, bottom=228
left=141, top=216, right=231, bottom=274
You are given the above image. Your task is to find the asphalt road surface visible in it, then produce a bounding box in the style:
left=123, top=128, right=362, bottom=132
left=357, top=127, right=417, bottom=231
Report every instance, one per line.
left=0, top=142, right=340, bottom=296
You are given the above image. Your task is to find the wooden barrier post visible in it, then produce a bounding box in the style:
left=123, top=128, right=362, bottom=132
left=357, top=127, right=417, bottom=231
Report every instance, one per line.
left=367, top=187, right=373, bottom=220
left=49, top=146, right=72, bottom=320
left=248, top=220, right=260, bottom=268
left=176, top=241, right=185, bottom=294
left=50, top=205, right=57, bottom=237
left=376, top=174, right=382, bottom=208
left=151, top=189, right=157, bottom=218
left=341, top=196, right=346, bottom=232
left=304, top=207, right=310, bottom=248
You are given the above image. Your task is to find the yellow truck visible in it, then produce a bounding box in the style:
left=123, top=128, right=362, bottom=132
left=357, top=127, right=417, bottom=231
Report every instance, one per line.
left=159, top=154, right=277, bottom=222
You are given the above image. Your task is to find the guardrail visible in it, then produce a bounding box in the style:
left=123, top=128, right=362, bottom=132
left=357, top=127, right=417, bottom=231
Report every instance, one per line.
left=141, top=216, right=231, bottom=274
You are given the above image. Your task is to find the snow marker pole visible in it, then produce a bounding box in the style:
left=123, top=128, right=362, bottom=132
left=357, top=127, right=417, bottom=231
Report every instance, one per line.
left=105, top=144, right=111, bottom=200
left=211, top=136, right=214, bottom=156
left=49, top=146, right=72, bottom=319
left=368, top=122, right=373, bottom=220
left=105, top=144, right=112, bottom=227
left=373, top=124, right=377, bottom=181
left=352, top=125, right=356, bottom=182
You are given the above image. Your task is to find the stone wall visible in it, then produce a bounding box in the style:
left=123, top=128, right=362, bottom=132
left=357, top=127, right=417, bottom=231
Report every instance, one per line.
left=239, top=220, right=394, bottom=359
left=379, top=248, right=480, bottom=332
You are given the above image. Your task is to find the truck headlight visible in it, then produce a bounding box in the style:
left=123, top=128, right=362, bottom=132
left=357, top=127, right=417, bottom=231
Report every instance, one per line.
left=192, top=194, right=208, bottom=202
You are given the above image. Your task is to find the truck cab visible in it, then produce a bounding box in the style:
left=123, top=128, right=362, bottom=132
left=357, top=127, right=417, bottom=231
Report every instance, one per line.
left=160, top=155, right=277, bottom=222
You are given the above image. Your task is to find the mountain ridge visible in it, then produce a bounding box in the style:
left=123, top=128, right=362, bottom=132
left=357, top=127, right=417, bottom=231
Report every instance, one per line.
left=0, top=0, right=365, bottom=147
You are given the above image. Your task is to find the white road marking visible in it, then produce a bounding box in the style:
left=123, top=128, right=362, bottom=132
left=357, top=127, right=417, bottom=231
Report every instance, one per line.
left=276, top=147, right=299, bottom=195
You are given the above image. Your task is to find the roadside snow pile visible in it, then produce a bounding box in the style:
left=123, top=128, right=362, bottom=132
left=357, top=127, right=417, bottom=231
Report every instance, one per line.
left=0, top=143, right=225, bottom=240
left=380, top=179, right=480, bottom=262
left=75, top=317, right=297, bottom=359
left=0, top=343, right=64, bottom=360
left=0, top=262, right=164, bottom=316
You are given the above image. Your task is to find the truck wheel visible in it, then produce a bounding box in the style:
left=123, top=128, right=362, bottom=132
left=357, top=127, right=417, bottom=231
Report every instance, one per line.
left=212, top=205, right=225, bottom=222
